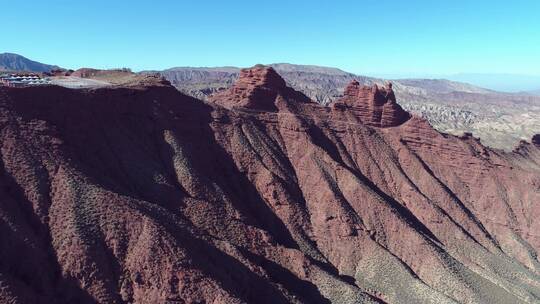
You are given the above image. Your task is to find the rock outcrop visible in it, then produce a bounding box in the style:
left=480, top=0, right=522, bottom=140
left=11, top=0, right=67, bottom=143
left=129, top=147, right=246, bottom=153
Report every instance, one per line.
left=533, top=134, right=540, bottom=146
left=209, top=65, right=310, bottom=111
left=0, top=75, right=539, bottom=304
left=332, top=81, right=410, bottom=127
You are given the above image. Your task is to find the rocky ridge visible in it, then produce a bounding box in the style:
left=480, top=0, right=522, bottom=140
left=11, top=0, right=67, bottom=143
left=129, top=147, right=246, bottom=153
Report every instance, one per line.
left=155, top=64, right=540, bottom=150
left=209, top=65, right=311, bottom=111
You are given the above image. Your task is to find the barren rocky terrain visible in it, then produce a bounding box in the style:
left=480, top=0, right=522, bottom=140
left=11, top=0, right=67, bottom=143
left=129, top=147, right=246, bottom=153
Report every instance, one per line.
left=49, top=68, right=164, bottom=89
left=1, top=67, right=539, bottom=303
left=155, top=64, right=540, bottom=150
left=4, top=52, right=538, bottom=150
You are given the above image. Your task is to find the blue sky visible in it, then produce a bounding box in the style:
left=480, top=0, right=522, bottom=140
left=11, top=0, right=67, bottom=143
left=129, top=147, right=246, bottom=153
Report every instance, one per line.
left=2, top=0, right=540, bottom=80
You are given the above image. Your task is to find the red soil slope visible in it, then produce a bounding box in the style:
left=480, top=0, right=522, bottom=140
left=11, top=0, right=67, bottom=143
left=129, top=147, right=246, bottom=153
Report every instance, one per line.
left=0, top=67, right=539, bottom=304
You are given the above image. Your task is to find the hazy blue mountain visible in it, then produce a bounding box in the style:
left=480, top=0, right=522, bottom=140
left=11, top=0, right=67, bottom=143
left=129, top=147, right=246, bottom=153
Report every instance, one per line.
left=370, top=72, right=540, bottom=93
left=0, top=53, right=60, bottom=72
left=528, top=89, right=540, bottom=96
left=445, top=73, right=540, bottom=92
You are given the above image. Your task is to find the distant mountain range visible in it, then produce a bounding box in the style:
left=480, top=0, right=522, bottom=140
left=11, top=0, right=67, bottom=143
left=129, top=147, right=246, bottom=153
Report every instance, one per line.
left=372, top=73, right=540, bottom=92
left=445, top=73, right=540, bottom=92
left=0, top=53, right=59, bottom=72
left=152, top=64, right=493, bottom=103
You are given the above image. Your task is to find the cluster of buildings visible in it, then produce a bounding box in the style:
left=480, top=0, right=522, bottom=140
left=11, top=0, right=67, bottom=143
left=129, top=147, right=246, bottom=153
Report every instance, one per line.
left=0, top=73, right=51, bottom=87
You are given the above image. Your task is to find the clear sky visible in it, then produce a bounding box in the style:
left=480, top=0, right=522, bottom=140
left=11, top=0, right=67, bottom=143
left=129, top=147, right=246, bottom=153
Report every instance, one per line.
left=2, top=0, right=540, bottom=77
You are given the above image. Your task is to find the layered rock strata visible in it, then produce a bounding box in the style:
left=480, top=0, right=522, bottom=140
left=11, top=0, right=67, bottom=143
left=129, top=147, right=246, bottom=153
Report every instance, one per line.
left=332, top=81, right=410, bottom=127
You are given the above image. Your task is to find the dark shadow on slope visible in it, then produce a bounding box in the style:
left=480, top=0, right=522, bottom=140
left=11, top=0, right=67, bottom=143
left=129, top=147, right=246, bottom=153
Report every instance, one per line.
left=159, top=92, right=300, bottom=249
left=0, top=157, right=97, bottom=304
left=239, top=248, right=332, bottom=304
left=6, top=85, right=299, bottom=249
left=3, top=82, right=296, bottom=302
left=309, top=259, right=357, bottom=287
left=133, top=201, right=293, bottom=304
left=240, top=118, right=312, bottom=209
left=3, top=85, right=306, bottom=303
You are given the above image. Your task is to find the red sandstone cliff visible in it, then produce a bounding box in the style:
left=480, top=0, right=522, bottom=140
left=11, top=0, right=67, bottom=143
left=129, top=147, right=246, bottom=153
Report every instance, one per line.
left=0, top=66, right=539, bottom=304
left=332, top=80, right=410, bottom=127
left=209, top=65, right=311, bottom=111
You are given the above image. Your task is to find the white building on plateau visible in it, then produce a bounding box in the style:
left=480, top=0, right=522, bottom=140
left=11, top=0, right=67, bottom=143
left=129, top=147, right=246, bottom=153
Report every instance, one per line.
left=0, top=73, right=51, bottom=87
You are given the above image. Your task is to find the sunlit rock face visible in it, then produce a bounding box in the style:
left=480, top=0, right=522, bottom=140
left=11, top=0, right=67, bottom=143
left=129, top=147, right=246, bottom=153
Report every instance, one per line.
left=209, top=65, right=301, bottom=111
left=332, top=81, right=410, bottom=127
